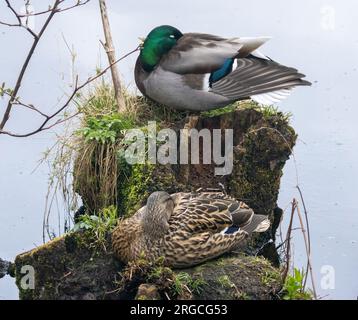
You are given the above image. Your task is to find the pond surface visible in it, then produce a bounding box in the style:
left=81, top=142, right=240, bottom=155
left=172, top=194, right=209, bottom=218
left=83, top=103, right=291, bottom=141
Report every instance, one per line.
left=0, top=0, right=357, bottom=299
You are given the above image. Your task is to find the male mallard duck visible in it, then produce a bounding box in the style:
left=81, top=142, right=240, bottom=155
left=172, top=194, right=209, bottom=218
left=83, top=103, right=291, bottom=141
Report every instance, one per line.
left=112, top=191, right=270, bottom=268
left=135, top=25, right=311, bottom=111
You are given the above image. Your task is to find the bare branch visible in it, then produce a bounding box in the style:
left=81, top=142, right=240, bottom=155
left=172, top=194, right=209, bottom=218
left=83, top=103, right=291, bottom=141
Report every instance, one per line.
left=0, top=20, right=20, bottom=27
left=0, top=0, right=61, bottom=129
left=0, top=45, right=140, bottom=137
left=0, top=0, right=92, bottom=131
left=5, top=0, right=22, bottom=25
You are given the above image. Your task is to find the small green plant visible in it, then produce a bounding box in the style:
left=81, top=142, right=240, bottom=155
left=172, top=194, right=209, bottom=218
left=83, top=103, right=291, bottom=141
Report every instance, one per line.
left=282, top=268, right=313, bottom=300
left=235, top=291, right=250, bottom=300
left=189, top=276, right=207, bottom=295
left=260, top=105, right=292, bottom=122
left=73, top=205, right=118, bottom=250
left=261, top=270, right=281, bottom=287
left=0, top=83, right=14, bottom=97
left=217, top=274, right=234, bottom=288
left=148, top=263, right=173, bottom=282
left=172, top=272, right=192, bottom=296
left=171, top=272, right=207, bottom=296
left=77, top=114, right=134, bottom=144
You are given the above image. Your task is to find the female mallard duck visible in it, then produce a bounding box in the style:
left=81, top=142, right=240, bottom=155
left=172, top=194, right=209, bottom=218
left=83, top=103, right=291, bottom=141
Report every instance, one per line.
left=135, top=25, right=311, bottom=111
left=112, top=191, right=270, bottom=268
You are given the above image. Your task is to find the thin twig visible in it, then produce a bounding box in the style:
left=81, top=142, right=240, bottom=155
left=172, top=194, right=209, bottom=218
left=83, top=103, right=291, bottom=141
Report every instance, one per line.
left=18, top=1, right=91, bottom=17
left=296, top=203, right=317, bottom=299
left=282, top=199, right=297, bottom=282
left=296, top=185, right=312, bottom=289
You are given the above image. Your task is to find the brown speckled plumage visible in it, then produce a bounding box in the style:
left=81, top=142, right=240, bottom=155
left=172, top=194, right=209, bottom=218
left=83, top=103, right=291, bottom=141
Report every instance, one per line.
left=112, top=191, right=270, bottom=268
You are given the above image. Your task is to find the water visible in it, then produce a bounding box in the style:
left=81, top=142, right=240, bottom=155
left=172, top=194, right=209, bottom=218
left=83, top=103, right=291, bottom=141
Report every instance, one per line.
left=0, top=0, right=357, bottom=299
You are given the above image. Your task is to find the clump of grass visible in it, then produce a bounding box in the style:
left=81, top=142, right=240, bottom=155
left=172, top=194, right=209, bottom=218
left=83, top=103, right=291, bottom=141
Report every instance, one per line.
left=73, top=138, right=120, bottom=212
left=282, top=268, right=313, bottom=300
left=73, top=205, right=118, bottom=251
left=72, top=84, right=134, bottom=213
left=261, top=269, right=281, bottom=287
left=240, top=100, right=292, bottom=122
left=217, top=274, right=234, bottom=288
left=171, top=272, right=207, bottom=296
left=188, top=275, right=207, bottom=295
left=80, top=83, right=186, bottom=126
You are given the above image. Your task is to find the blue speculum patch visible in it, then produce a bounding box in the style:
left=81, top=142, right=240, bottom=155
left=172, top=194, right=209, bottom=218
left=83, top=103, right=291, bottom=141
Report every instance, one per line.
left=209, top=58, right=234, bottom=87
left=224, top=226, right=240, bottom=234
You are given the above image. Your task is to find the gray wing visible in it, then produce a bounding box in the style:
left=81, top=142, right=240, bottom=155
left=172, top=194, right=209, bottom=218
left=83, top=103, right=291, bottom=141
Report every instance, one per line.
left=160, top=33, right=270, bottom=74
left=210, top=56, right=311, bottom=100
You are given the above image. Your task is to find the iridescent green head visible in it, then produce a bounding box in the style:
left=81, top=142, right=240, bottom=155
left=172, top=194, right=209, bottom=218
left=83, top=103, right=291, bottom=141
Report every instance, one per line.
left=140, top=25, right=183, bottom=72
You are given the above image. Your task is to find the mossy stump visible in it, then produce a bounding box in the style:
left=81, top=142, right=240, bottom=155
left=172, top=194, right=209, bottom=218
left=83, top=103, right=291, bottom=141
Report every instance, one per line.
left=14, top=233, right=282, bottom=300
left=14, top=102, right=295, bottom=300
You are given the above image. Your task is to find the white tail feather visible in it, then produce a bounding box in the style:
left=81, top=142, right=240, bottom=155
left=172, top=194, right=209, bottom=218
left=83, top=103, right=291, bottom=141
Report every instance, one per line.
left=251, top=88, right=293, bottom=105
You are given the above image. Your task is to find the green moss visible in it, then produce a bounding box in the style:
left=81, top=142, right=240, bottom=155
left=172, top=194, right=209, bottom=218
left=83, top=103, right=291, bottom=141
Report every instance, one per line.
left=64, top=232, right=78, bottom=253
left=201, top=102, right=239, bottom=117
left=15, top=231, right=119, bottom=300
left=118, top=163, right=155, bottom=216
left=117, top=161, right=181, bottom=217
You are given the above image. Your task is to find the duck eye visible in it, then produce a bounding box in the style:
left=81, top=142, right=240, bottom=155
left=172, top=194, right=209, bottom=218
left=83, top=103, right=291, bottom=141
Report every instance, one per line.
left=169, top=34, right=175, bottom=39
